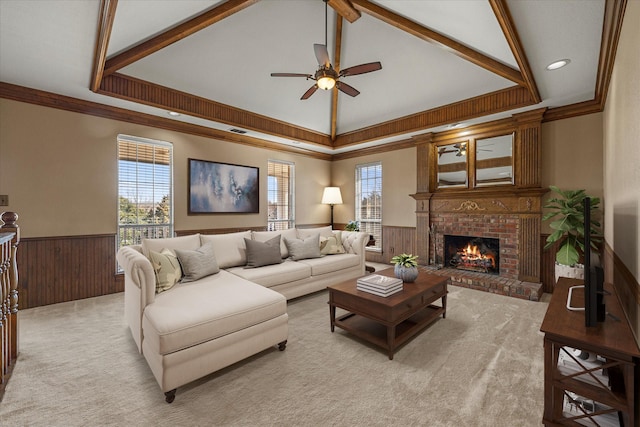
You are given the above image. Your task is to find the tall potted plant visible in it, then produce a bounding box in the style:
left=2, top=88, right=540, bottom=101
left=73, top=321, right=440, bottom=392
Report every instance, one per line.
left=543, top=186, right=601, bottom=281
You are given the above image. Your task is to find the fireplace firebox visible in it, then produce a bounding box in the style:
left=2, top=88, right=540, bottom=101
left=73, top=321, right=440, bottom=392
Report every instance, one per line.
left=444, top=235, right=500, bottom=275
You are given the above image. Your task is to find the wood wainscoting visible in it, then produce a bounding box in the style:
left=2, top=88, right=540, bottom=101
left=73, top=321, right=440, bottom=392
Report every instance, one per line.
left=16, top=227, right=563, bottom=309
left=365, top=226, right=417, bottom=265
left=16, top=234, right=119, bottom=309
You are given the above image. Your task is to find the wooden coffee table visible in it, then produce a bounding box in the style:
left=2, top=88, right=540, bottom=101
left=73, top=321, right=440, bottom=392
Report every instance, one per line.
left=328, top=268, right=448, bottom=360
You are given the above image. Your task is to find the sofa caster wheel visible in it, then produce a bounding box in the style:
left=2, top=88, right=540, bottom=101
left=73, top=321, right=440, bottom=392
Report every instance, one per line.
left=278, top=340, right=287, bottom=351
left=165, top=389, right=176, bottom=403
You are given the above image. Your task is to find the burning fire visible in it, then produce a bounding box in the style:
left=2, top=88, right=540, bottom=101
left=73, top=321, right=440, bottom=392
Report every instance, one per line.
left=459, top=244, right=496, bottom=269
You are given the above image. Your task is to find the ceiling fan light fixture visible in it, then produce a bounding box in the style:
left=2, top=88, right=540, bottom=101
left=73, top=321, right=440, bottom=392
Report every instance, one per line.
left=316, top=67, right=337, bottom=90
left=317, top=76, right=336, bottom=90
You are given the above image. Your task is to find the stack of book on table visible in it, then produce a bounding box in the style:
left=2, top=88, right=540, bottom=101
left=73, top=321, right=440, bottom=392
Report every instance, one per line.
left=357, top=274, right=403, bottom=297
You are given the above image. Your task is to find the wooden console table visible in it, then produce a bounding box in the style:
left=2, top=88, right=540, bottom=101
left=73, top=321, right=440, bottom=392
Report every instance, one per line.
left=540, top=278, right=640, bottom=426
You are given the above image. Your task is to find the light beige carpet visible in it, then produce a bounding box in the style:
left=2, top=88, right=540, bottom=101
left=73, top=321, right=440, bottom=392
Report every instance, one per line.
left=0, top=285, right=549, bottom=426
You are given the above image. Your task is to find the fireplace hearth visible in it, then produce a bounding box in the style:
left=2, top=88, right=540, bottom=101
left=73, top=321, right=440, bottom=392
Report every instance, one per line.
left=444, top=235, right=500, bottom=275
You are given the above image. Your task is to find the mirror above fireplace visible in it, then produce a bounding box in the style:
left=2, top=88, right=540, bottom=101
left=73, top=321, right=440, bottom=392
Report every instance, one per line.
left=437, top=141, right=468, bottom=189
left=475, top=133, right=514, bottom=187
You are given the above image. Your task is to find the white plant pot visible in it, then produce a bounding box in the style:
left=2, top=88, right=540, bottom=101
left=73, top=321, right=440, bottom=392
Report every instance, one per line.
left=554, top=263, right=584, bottom=284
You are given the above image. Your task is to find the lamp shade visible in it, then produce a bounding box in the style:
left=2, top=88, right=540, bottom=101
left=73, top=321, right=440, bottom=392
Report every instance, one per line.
left=321, top=187, right=343, bottom=205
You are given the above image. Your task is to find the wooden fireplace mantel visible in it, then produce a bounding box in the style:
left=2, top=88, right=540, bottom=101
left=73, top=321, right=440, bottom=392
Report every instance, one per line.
left=411, top=187, right=549, bottom=215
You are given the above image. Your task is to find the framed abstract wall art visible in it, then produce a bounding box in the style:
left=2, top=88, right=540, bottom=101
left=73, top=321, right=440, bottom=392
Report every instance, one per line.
left=188, top=158, right=259, bottom=214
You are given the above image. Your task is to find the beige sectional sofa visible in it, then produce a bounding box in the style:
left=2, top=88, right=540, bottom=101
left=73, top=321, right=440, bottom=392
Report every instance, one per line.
left=116, top=227, right=368, bottom=402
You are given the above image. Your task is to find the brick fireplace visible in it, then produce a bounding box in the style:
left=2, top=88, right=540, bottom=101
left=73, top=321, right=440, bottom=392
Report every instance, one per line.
left=411, top=109, right=548, bottom=301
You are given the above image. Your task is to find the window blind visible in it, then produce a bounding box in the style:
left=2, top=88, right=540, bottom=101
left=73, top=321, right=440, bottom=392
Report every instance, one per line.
left=268, top=160, right=295, bottom=231
left=356, top=162, right=382, bottom=250
left=117, top=136, right=173, bottom=259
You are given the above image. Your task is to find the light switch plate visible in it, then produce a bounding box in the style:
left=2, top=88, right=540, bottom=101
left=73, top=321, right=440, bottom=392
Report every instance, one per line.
left=0, top=195, right=8, bottom=206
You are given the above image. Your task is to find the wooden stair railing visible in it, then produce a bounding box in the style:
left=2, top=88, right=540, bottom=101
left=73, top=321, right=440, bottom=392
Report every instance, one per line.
left=0, top=212, right=19, bottom=398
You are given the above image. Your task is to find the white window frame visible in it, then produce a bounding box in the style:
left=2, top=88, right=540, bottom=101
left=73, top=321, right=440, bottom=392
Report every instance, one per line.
left=267, top=160, right=295, bottom=230
left=117, top=134, right=174, bottom=268
left=355, top=161, right=382, bottom=251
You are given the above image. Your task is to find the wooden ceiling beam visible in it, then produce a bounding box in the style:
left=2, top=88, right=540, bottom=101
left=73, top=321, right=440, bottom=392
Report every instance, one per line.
left=489, top=0, right=541, bottom=103
left=90, top=0, right=118, bottom=92
left=327, top=0, right=361, bottom=23
left=102, top=0, right=259, bottom=77
left=330, top=15, right=344, bottom=140
left=350, top=0, right=526, bottom=87
left=97, top=73, right=333, bottom=148
left=0, top=82, right=332, bottom=160
left=333, top=86, right=535, bottom=147
left=594, top=0, right=627, bottom=109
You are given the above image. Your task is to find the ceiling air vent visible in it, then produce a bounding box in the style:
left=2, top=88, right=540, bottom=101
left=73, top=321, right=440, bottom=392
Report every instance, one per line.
left=229, top=128, right=247, bottom=134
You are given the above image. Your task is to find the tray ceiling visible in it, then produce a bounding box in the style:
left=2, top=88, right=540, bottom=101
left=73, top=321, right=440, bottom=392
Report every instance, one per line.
left=0, top=0, right=607, bottom=155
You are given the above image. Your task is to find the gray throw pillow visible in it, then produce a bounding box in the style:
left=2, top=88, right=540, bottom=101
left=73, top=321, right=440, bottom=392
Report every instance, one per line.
left=244, top=236, right=283, bottom=268
left=284, top=235, right=321, bottom=261
left=175, top=242, right=220, bottom=282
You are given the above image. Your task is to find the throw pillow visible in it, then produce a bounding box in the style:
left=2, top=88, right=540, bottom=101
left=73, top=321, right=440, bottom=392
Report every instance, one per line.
left=284, top=235, right=321, bottom=261
left=141, top=234, right=201, bottom=259
left=320, top=231, right=346, bottom=255
left=149, top=249, right=183, bottom=293
left=244, top=236, right=283, bottom=268
left=174, top=242, right=220, bottom=283
left=252, top=228, right=297, bottom=258
left=296, top=226, right=334, bottom=240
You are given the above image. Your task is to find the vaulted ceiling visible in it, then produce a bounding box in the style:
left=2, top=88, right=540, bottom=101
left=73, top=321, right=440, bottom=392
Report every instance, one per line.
left=0, top=0, right=624, bottom=158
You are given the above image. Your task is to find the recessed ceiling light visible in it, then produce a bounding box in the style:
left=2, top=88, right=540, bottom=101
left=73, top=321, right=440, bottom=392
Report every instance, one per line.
left=167, top=111, right=181, bottom=117
left=546, top=59, right=571, bottom=70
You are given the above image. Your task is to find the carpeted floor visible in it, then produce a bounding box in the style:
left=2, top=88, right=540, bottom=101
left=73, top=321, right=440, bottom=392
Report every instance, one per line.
left=0, top=283, right=549, bottom=426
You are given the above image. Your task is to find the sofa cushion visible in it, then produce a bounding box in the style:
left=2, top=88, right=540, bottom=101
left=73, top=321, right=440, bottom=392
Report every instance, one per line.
left=244, top=236, right=283, bottom=268
left=252, top=228, right=297, bottom=258
left=174, top=243, right=220, bottom=282
left=200, top=231, right=251, bottom=268
left=320, top=231, right=346, bottom=255
left=149, top=249, right=183, bottom=293
left=141, top=234, right=201, bottom=259
left=142, top=271, right=286, bottom=355
left=284, top=235, right=321, bottom=261
left=298, top=253, right=361, bottom=276
left=228, top=260, right=311, bottom=287
left=296, top=226, right=333, bottom=240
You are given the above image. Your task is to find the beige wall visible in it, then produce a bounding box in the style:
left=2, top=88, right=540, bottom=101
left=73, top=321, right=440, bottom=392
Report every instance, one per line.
left=604, top=0, right=640, bottom=282
left=331, top=147, right=417, bottom=228
left=0, top=99, right=331, bottom=238
left=540, top=112, right=604, bottom=234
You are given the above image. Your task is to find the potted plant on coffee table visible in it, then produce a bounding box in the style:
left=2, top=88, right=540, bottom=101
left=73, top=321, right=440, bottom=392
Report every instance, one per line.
left=390, top=253, right=419, bottom=283
left=543, top=186, right=601, bottom=282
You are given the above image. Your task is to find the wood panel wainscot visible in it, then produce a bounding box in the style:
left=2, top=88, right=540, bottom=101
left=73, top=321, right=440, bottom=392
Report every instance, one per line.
left=16, top=234, right=118, bottom=309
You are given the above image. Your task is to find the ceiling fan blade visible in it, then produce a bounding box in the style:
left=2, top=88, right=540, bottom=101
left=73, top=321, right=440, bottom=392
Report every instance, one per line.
left=339, top=61, right=382, bottom=77
left=313, top=44, right=331, bottom=67
left=271, top=73, right=312, bottom=78
left=301, top=85, right=318, bottom=100
left=337, top=81, right=360, bottom=97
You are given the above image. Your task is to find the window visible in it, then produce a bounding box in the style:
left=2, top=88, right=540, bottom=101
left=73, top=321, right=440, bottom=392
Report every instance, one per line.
left=267, top=160, right=294, bottom=230
left=355, top=162, right=382, bottom=250
left=117, top=135, right=173, bottom=258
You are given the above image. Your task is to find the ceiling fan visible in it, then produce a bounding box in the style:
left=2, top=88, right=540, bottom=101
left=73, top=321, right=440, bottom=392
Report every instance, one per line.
left=438, top=142, right=493, bottom=157
left=439, top=143, right=468, bottom=157
left=270, top=0, right=382, bottom=100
